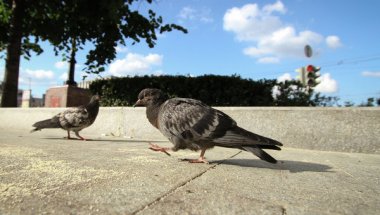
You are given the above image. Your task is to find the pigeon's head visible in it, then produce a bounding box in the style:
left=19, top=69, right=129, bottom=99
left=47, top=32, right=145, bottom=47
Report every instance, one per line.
left=87, top=95, right=100, bottom=109
left=134, top=88, right=168, bottom=107
left=90, top=95, right=100, bottom=103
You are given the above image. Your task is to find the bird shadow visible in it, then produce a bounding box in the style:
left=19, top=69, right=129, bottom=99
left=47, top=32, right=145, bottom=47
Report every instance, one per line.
left=40, top=137, right=167, bottom=144
left=89, top=139, right=168, bottom=144
left=210, top=159, right=333, bottom=173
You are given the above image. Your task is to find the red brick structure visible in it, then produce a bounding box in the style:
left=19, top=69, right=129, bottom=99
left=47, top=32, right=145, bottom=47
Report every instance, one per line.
left=44, top=85, right=92, bottom=107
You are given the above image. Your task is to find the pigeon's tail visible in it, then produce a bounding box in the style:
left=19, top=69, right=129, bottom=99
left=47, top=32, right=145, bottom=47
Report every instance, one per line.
left=31, top=117, right=61, bottom=132
left=241, top=146, right=278, bottom=163
left=230, top=126, right=283, bottom=147
left=213, top=126, right=282, bottom=163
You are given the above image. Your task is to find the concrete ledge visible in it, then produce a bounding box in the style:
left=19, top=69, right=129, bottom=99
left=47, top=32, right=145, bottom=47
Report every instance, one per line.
left=0, top=107, right=379, bottom=154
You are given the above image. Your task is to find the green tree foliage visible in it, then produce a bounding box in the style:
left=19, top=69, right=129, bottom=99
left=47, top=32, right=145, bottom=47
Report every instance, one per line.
left=312, top=93, right=340, bottom=107
left=44, top=0, right=187, bottom=74
left=272, top=80, right=313, bottom=106
left=358, top=97, right=375, bottom=107
left=90, top=75, right=350, bottom=107
left=0, top=0, right=186, bottom=107
left=343, top=101, right=355, bottom=107
left=89, top=75, right=320, bottom=107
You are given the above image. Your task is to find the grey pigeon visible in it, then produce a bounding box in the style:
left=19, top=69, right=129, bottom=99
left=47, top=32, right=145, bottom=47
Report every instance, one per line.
left=31, top=95, right=100, bottom=140
left=134, top=88, right=282, bottom=164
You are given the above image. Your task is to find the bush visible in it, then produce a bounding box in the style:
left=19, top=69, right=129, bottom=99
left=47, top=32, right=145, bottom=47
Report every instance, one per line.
left=89, top=74, right=279, bottom=106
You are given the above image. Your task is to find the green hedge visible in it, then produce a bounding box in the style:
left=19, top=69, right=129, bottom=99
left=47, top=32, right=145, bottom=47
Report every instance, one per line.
left=89, top=75, right=279, bottom=106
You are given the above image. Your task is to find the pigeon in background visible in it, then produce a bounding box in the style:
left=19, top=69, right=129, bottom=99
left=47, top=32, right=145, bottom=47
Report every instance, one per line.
left=134, top=88, right=282, bottom=164
left=31, top=95, right=100, bottom=140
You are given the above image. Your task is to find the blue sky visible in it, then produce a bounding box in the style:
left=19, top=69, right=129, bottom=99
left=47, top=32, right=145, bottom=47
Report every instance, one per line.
left=1, top=0, right=380, bottom=105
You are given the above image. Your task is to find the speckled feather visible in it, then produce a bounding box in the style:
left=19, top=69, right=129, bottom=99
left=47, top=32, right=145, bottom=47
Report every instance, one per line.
left=137, top=89, right=282, bottom=163
left=58, top=106, right=94, bottom=131
left=32, top=95, right=99, bottom=133
left=158, top=98, right=282, bottom=150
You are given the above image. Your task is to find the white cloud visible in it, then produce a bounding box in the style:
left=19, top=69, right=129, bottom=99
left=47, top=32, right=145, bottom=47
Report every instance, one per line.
left=314, top=73, right=338, bottom=93
left=179, top=7, right=196, bottom=20
left=272, top=85, right=281, bottom=99
left=0, top=67, right=3, bottom=81
left=59, top=73, right=68, bottom=80
left=55, top=61, right=82, bottom=70
left=361, top=71, right=380, bottom=77
left=258, top=56, right=280, bottom=64
left=108, top=53, right=163, bottom=77
left=178, top=6, right=213, bottom=24
left=153, top=70, right=165, bottom=76
left=326, top=35, right=342, bottom=49
left=54, top=61, right=68, bottom=70
left=115, top=45, right=128, bottom=53
left=223, top=1, right=341, bottom=63
left=277, top=73, right=292, bottom=83
left=223, top=3, right=283, bottom=41
left=25, top=69, right=54, bottom=80
left=17, top=68, right=59, bottom=92
left=263, top=0, right=286, bottom=14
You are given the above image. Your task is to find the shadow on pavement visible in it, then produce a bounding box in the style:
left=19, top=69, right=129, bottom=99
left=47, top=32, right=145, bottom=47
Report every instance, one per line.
left=41, top=137, right=167, bottom=143
left=211, top=159, right=333, bottom=173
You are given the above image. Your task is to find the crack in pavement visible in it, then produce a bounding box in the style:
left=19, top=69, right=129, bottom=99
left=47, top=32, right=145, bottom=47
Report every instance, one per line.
left=131, top=151, right=243, bottom=215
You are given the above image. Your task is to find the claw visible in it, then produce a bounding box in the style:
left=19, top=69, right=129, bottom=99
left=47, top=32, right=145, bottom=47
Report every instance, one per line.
left=180, top=148, right=208, bottom=164
left=180, top=157, right=209, bottom=164
left=149, top=143, right=171, bottom=156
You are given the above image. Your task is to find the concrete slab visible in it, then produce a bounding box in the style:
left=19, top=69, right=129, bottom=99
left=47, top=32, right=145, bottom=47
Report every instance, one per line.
left=140, top=149, right=380, bottom=215
left=1, top=129, right=379, bottom=215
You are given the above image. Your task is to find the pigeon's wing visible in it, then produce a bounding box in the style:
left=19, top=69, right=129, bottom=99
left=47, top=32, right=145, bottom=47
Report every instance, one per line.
left=159, top=98, right=282, bottom=150
left=158, top=98, right=236, bottom=149
left=59, top=106, right=90, bottom=129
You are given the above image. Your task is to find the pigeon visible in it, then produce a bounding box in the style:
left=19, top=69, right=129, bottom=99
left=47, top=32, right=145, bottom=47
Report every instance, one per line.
left=134, top=88, right=282, bottom=164
left=31, top=95, right=100, bottom=140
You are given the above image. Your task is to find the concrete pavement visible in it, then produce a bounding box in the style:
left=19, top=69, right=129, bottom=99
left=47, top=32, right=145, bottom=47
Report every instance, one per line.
left=1, top=129, right=379, bottom=214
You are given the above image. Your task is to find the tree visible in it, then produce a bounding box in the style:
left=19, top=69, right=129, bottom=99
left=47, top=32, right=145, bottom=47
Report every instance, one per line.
left=1, top=0, right=25, bottom=107
left=312, top=93, right=340, bottom=107
left=0, top=0, right=49, bottom=107
left=47, top=0, right=187, bottom=85
left=1, top=0, right=187, bottom=107
left=272, top=80, right=313, bottom=106
left=358, top=97, right=375, bottom=107
left=343, top=101, right=355, bottom=107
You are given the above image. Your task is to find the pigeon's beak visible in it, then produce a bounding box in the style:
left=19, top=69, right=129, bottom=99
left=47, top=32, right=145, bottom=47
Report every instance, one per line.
left=133, top=99, right=142, bottom=107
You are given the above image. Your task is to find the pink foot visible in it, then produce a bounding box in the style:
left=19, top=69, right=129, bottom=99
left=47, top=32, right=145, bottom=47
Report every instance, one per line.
left=149, top=143, right=171, bottom=156
left=75, top=132, right=89, bottom=141
left=181, top=157, right=209, bottom=164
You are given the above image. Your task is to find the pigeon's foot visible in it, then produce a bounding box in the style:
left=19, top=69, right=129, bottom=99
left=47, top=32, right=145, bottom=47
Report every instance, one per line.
left=149, top=143, right=171, bottom=156
left=65, top=131, right=77, bottom=140
left=75, top=132, right=89, bottom=141
left=181, top=157, right=209, bottom=164
left=64, top=136, right=86, bottom=141
left=181, top=149, right=209, bottom=164
left=77, top=137, right=90, bottom=141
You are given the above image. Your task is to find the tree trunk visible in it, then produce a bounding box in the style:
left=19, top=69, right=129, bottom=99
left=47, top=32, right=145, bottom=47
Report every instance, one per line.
left=65, top=38, right=77, bottom=86
left=1, top=0, right=25, bottom=107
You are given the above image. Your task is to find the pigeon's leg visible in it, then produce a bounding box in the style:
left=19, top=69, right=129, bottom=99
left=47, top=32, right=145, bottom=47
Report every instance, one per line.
left=74, top=131, right=87, bottom=141
left=181, top=149, right=209, bottom=164
left=65, top=131, right=73, bottom=139
left=149, top=143, right=171, bottom=156
left=65, top=131, right=78, bottom=140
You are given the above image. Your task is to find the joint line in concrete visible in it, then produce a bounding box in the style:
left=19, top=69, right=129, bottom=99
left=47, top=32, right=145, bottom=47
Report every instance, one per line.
left=131, top=151, right=242, bottom=214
